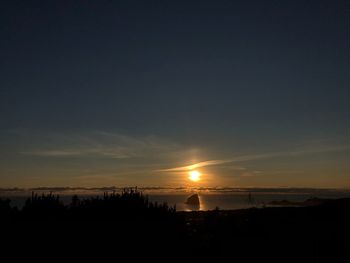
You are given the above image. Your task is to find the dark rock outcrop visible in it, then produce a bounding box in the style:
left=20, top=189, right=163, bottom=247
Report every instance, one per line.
left=185, top=194, right=200, bottom=205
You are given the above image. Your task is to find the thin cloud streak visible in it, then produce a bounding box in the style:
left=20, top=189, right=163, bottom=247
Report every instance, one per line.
left=157, top=159, right=233, bottom=172
left=22, top=149, right=132, bottom=159
left=158, top=145, right=350, bottom=172
left=20, top=131, right=182, bottom=159
left=22, top=150, right=83, bottom=157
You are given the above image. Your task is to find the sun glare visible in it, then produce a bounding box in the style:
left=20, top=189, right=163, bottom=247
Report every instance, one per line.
left=189, top=170, right=201, bottom=182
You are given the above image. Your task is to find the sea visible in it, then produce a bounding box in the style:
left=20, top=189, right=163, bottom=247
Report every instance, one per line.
left=1, top=187, right=350, bottom=211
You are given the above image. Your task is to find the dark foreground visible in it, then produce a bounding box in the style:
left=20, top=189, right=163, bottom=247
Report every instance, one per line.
left=1, top=190, right=349, bottom=262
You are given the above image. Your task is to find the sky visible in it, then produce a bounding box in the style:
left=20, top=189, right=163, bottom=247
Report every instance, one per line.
left=1, top=0, right=350, bottom=188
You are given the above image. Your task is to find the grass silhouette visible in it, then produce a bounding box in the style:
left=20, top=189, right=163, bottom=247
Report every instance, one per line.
left=0, top=190, right=349, bottom=262
left=1, top=187, right=176, bottom=220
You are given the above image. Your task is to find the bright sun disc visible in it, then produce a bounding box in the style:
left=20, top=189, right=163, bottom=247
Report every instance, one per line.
left=189, top=170, right=201, bottom=182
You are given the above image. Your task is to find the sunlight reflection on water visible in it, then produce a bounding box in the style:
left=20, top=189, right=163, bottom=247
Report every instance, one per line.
left=148, top=191, right=350, bottom=211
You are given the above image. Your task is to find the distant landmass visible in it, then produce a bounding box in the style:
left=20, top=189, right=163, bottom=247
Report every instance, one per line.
left=268, top=197, right=329, bottom=207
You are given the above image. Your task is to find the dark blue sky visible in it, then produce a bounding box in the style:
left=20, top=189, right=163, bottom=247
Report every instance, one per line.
left=1, top=1, right=350, bottom=187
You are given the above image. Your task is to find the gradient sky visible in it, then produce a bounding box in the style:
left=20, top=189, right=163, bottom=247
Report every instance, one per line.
left=1, top=0, right=350, bottom=188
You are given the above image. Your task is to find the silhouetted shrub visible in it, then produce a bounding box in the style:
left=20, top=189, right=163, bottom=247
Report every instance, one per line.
left=15, top=188, right=176, bottom=220
left=0, top=197, right=14, bottom=218
left=22, top=192, right=65, bottom=218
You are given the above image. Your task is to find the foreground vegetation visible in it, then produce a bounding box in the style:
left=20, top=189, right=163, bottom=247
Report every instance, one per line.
left=1, top=188, right=175, bottom=219
left=0, top=189, right=349, bottom=262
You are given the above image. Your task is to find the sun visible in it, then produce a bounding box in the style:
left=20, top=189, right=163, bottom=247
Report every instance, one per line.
left=188, top=170, right=201, bottom=182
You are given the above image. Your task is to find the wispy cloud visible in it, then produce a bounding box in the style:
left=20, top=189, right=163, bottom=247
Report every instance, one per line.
left=158, top=145, right=350, bottom=172
left=22, top=150, right=85, bottom=157
left=23, top=149, right=133, bottom=159
left=20, top=131, right=181, bottom=159
left=157, top=159, right=233, bottom=172
left=228, top=145, right=350, bottom=162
